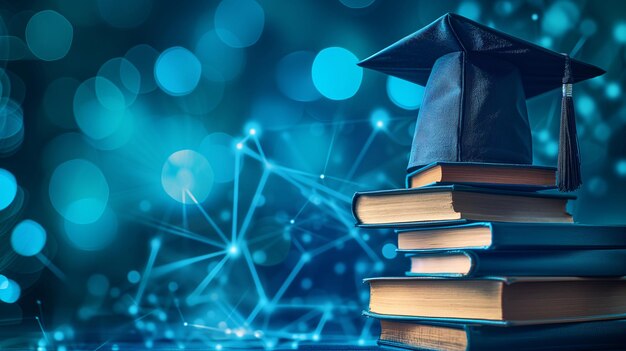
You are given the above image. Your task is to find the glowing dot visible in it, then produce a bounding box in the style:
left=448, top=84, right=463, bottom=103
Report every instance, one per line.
left=300, top=278, right=312, bottom=290
left=290, top=219, right=295, bottom=224
left=215, top=344, right=223, bottom=351
left=25, top=10, right=73, bottom=61
left=0, top=169, right=17, bottom=211
left=387, top=76, right=424, bottom=110
left=541, top=1, right=579, bottom=36
left=615, top=160, right=626, bottom=176
left=64, top=206, right=117, bottom=251
left=545, top=141, right=558, bottom=157
left=606, top=82, right=621, bottom=99
left=249, top=128, right=256, bottom=135
left=531, top=13, right=539, bottom=21
left=97, top=0, right=152, bottom=28
left=49, top=159, right=109, bottom=224
left=128, top=305, right=138, bottom=315
left=236, top=142, right=243, bottom=150
left=576, top=94, right=596, bottom=119
left=161, top=150, right=214, bottom=204
left=457, top=1, right=481, bottom=21
left=228, top=244, right=239, bottom=256
left=11, top=220, right=46, bottom=256
left=334, top=262, right=346, bottom=275
left=235, top=328, right=245, bottom=337
left=376, top=120, right=384, bottom=128
left=539, top=36, right=553, bottom=49
left=594, top=123, right=611, bottom=141
left=312, top=334, right=320, bottom=341
left=301, top=253, right=311, bottom=262
left=183, top=322, right=189, bottom=326
left=111, top=344, right=119, bottom=351
left=0, top=279, right=20, bottom=303
left=127, top=270, right=141, bottom=284
left=614, top=22, right=626, bottom=43
left=214, top=0, right=265, bottom=48
left=312, top=47, right=362, bottom=100
left=319, top=174, right=325, bottom=179
left=381, top=243, right=397, bottom=259
left=87, top=274, right=109, bottom=296
left=155, top=47, right=202, bottom=96
left=358, top=339, right=365, bottom=345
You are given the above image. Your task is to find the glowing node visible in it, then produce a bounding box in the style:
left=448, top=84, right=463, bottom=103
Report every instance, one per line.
left=128, top=304, right=138, bottom=315
left=376, top=120, right=384, bottom=128
left=224, top=328, right=232, bottom=335
left=235, top=328, right=245, bottom=337
left=616, top=160, right=626, bottom=176
left=319, top=174, right=325, bottom=179
left=253, top=330, right=263, bottom=338
left=531, top=13, right=539, bottom=21
left=215, top=344, right=223, bottom=351
left=183, top=322, right=188, bottom=326
left=301, top=252, right=311, bottom=262
left=614, top=22, right=626, bottom=43
left=228, top=244, right=239, bottom=256
left=249, top=128, right=256, bottom=135
left=161, top=150, right=214, bottom=204
left=0, top=169, right=17, bottom=211
left=11, top=220, right=46, bottom=256
left=387, top=76, right=424, bottom=110
left=289, top=219, right=295, bottom=224
left=155, top=47, right=202, bottom=96
left=127, top=270, right=141, bottom=284
left=236, top=142, right=243, bottom=150
left=606, top=82, right=621, bottom=99
left=312, top=334, right=320, bottom=341
left=312, top=47, right=362, bottom=100
left=25, top=10, right=73, bottom=61
left=358, top=339, right=365, bottom=346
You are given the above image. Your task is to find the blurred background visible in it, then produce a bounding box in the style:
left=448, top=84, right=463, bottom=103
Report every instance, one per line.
left=0, top=0, right=625, bottom=349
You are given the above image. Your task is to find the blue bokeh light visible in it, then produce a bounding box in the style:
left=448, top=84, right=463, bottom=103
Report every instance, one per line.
left=73, top=77, right=126, bottom=140
left=64, top=206, right=118, bottom=251
left=98, top=57, right=141, bottom=105
left=25, top=10, right=73, bottom=61
left=0, top=168, right=17, bottom=211
left=576, top=94, right=596, bottom=119
left=457, top=1, right=481, bottom=21
left=11, top=219, right=47, bottom=256
left=161, top=150, right=214, bottom=204
left=195, top=30, right=246, bottom=82
left=614, top=22, right=626, bottom=43
left=49, top=159, right=110, bottom=224
left=155, top=47, right=202, bottom=96
left=370, top=108, right=390, bottom=129
left=214, top=0, right=265, bottom=48
left=615, top=160, right=626, bottom=176
left=541, top=1, right=579, bottom=36
left=128, top=270, right=141, bottom=284
left=0, top=99, right=24, bottom=155
left=381, top=243, right=397, bottom=259
left=387, top=76, right=425, bottom=110
left=0, top=279, right=20, bottom=303
left=87, top=274, right=110, bottom=297
left=276, top=51, right=321, bottom=102
left=312, top=47, right=362, bottom=100
left=0, top=275, right=7, bottom=289
left=125, top=44, right=159, bottom=93
left=606, top=82, right=621, bottom=99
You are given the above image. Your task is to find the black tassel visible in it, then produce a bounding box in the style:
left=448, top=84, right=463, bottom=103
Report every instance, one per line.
left=557, top=54, right=582, bottom=192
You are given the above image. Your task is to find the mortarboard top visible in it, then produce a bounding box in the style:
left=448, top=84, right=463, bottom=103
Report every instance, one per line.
left=359, top=13, right=605, bottom=191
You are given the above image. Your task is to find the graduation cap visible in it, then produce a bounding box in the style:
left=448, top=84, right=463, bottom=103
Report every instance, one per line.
left=359, top=13, right=605, bottom=192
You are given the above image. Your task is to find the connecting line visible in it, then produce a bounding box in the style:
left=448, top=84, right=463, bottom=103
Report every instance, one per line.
left=309, top=235, right=352, bottom=257
left=187, top=254, right=230, bottom=304
left=134, top=215, right=226, bottom=249
left=313, top=310, right=331, bottom=338
left=322, top=123, right=339, bottom=176
left=185, top=189, right=229, bottom=243
left=232, top=151, right=241, bottom=243
left=252, top=135, right=267, bottom=162
left=152, top=250, right=227, bottom=277
left=359, top=316, right=374, bottom=341
left=169, top=291, right=186, bottom=325
left=273, top=167, right=352, bottom=204
left=269, top=257, right=306, bottom=307
left=93, top=310, right=156, bottom=351
left=241, top=243, right=268, bottom=302
left=135, top=239, right=161, bottom=307
left=351, top=234, right=380, bottom=262
left=345, top=129, right=378, bottom=181
left=36, top=254, right=67, bottom=281
left=34, top=316, right=48, bottom=343
left=236, top=169, right=270, bottom=243
left=570, top=36, right=588, bottom=58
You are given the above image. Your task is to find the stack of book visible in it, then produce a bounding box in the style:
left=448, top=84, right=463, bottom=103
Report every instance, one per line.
left=352, top=162, right=626, bottom=351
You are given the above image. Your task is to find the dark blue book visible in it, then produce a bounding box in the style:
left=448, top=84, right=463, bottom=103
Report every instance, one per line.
left=405, top=161, right=556, bottom=191
left=365, top=276, right=626, bottom=325
left=365, top=312, right=626, bottom=351
left=396, top=222, right=626, bottom=251
left=402, top=249, right=626, bottom=277
left=352, top=185, right=574, bottom=228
